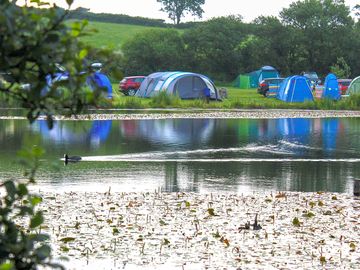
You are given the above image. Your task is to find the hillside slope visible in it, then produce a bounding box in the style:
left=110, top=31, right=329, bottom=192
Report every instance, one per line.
left=74, top=21, right=171, bottom=49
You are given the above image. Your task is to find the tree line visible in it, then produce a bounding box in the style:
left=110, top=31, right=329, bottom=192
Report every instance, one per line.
left=120, top=0, right=360, bottom=82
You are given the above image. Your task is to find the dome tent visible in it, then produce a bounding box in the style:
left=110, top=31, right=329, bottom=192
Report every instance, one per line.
left=277, top=76, right=314, bottom=102
left=136, top=72, right=219, bottom=100
left=346, top=76, right=360, bottom=95
left=322, top=73, right=340, bottom=100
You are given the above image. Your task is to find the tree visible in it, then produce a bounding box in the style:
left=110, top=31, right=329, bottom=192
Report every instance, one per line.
left=242, top=16, right=298, bottom=75
left=0, top=1, right=112, bottom=269
left=280, top=0, right=354, bottom=75
left=330, top=57, right=351, bottom=78
left=183, top=16, right=246, bottom=81
left=157, top=0, right=205, bottom=25
left=121, top=29, right=186, bottom=75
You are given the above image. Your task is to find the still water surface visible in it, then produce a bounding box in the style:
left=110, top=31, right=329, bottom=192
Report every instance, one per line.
left=0, top=117, right=359, bottom=194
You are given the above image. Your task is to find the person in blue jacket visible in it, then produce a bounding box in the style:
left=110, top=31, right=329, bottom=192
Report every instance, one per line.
left=203, top=86, right=211, bottom=103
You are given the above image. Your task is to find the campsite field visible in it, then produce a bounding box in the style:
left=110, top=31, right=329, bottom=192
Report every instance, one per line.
left=111, top=85, right=360, bottom=111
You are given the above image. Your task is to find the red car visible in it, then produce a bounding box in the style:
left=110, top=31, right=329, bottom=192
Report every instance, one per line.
left=338, top=79, right=352, bottom=95
left=119, top=76, right=145, bottom=96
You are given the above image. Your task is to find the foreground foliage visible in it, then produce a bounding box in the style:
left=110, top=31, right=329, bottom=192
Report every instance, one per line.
left=0, top=1, right=110, bottom=269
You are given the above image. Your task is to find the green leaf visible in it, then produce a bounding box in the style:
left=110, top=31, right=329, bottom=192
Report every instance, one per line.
left=79, top=49, right=88, bottom=59
left=292, top=217, right=301, bottom=227
left=207, top=208, right=216, bottom=216
left=303, top=211, right=315, bottom=218
left=31, top=196, right=43, bottom=206
left=185, top=201, right=191, bottom=208
left=4, top=181, right=16, bottom=197
left=60, top=237, right=76, bottom=243
left=18, top=183, right=28, bottom=196
left=159, top=219, right=168, bottom=226
left=29, top=233, right=49, bottom=243
left=0, top=262, right=14, bottom=270
left=30, top=211, right=44, bottom=228
left=35, top=245, right=51, bottom=260
left=65, top=0, right=74, bottom=6
left=163, top=238, right=170, bottom=245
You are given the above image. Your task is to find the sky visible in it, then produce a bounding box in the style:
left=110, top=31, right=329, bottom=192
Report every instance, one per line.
left=46, top=0, right=358, bottom=23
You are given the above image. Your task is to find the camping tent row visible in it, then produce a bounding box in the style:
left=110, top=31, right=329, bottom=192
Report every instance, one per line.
left=277, top=73, right=341, bottom=103
left=233, top=66, right=280, bottom=89
left=347, top=76, right=360, bottom=95
left=136, top=72, right=219, bottom=100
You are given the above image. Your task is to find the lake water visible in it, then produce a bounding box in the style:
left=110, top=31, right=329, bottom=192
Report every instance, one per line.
left=0, top=117, right=360, bottom=194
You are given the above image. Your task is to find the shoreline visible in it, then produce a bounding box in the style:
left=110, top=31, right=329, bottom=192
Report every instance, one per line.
left=1, top=109, right=360, bottom=121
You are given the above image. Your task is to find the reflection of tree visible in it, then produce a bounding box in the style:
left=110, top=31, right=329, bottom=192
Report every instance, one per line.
left=163, top=162, right=199, bottom=192
left=164, top=162, right=179, bottom=192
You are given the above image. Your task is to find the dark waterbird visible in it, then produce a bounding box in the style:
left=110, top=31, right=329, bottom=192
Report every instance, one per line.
left=64, top=154, right=82, bottom=165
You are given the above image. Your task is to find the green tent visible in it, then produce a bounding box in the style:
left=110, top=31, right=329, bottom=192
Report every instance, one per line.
left=233, top=75, right=251, bottom=89
left=347, top=76, right=360, bottom=95
left=233, top=66, right=279, bottom=89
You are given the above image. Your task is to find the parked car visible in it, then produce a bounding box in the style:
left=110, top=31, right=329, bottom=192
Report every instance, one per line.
left=301, top=71, right=321, bottom=90
left=338, top=79, right=352, bottom=95
left=119, top=76, right=145, bottom=96
left=257, top=77, right=285, bottom=97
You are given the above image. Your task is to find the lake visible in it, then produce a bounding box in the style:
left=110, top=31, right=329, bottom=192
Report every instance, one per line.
left=0, top=117, right=359, bottom=194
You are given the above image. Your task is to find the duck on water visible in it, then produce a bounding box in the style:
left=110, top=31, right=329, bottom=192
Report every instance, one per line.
left=64, top=154, right=82, bottom=165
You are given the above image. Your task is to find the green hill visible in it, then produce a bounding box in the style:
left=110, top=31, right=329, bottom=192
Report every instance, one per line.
left=73, top=21, right=171, bottom=49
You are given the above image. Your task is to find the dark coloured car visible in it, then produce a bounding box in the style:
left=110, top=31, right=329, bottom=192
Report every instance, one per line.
left=338, top=79, right=352, bottom=95
left=119, top=76, right=146, bottom=96
left=257, top=77, right=285, bottom=97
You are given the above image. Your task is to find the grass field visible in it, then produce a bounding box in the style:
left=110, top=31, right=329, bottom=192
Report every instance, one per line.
left=73, top=21, right=175, bottom=49
left=111, top=85, right=360, bottom=110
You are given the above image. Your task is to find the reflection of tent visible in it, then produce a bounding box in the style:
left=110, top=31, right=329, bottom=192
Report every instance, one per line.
left=136, top=72, right=219, bottom=100
left=89, top=120, right=112, bottom=143
left=322, top=118, right=339, bottom=152
left=277, top=76, right=314, bottom=102
left=322, top=73, right=340, bottom=100
left=347, top=76, right=360, bottom=95
left=86, top=72, right=113, bottom=99
left=278, top=118, right=311, bottom=137
left=119, top=118, right=214, bottom=145
left=278, top=118, right=311, bottom=146
left=33, top=120, right=112, bottom=146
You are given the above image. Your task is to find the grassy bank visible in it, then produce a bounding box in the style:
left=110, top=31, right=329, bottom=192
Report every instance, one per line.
left=73, top=21, right=180, bottom=49
left=111, top=86, right=360, bottom=111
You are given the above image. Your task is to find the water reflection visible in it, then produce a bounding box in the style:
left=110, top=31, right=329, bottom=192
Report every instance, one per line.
left=0, top=117, right=359, bottom=194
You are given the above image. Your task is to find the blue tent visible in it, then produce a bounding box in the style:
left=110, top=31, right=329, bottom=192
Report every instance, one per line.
left=277, top=76, right=314, bottom=102
left=322, top=73, right=340, bottom=100
left=136, top=72, right=219, bottom=100
left=87, top=72, right=113, bottom=99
